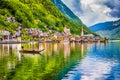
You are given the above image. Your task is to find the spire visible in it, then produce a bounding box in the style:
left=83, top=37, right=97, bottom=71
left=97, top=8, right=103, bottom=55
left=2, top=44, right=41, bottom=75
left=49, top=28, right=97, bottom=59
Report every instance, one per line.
left=81, top=24, right=84, bottom=36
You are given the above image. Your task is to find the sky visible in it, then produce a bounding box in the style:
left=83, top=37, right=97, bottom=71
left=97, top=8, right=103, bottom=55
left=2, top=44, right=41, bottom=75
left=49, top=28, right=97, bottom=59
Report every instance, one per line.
left=62, top=0, right=120, bottom=26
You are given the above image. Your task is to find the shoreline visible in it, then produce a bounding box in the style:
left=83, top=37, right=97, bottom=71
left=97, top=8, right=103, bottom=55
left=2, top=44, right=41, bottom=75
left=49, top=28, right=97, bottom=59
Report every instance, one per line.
left=109, top=40, right=120, bottom=42
left=0, top=40, right=109, bottom=44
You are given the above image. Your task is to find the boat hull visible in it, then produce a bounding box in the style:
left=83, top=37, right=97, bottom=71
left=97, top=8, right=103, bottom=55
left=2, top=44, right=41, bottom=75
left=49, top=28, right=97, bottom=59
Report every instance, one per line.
left=19, top=49, right=44, bottom=54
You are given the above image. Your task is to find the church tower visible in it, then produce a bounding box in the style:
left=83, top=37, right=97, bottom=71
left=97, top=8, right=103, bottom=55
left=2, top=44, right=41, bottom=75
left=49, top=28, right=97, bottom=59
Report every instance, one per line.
left=81, top=24, right=84, bottom=36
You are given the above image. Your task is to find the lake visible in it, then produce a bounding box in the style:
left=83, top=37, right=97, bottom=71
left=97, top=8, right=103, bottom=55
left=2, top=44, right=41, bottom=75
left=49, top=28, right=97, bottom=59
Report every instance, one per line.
left=0, top=42, right=120, bottom=80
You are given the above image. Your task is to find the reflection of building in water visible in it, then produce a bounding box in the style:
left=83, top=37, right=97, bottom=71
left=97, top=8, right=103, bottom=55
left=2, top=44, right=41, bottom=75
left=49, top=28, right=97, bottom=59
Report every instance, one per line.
left=71, top=42, right=75, bottom=50
left=38, top=43, right=43, bottom=51
left=85, top=43, right=92, bottom=51
left=42, top=43, right=52, bottom=56
left=63, top=43, right=71, bottom=59
left=53, top=43, right=58, bottom=52
left=16, top=44, right=22, bottom=62
left=81, top=44, right=84, bottom=58
left=79, top=43, right=92, bottom=59
left=0, top=44, right=12, bottom=56
left=0, top=45, right=3, bottom=58
left=0, top=44, right=22, bottom=70
left=3, top=44, right=22, bottom=62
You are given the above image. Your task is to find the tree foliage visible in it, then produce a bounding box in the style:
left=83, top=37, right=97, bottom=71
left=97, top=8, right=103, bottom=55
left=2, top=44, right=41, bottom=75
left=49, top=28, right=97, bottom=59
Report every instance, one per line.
left=0, top=0, right=93, bottom=34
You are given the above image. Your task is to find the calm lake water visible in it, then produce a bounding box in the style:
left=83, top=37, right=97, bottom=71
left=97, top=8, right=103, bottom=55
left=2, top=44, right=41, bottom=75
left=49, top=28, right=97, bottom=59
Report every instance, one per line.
left=0, top=42, right=120, bottom=80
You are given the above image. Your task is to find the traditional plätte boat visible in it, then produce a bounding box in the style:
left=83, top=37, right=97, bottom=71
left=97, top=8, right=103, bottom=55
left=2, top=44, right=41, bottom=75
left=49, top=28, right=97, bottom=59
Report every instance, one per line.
left=19, top=49, right=44, bottom=54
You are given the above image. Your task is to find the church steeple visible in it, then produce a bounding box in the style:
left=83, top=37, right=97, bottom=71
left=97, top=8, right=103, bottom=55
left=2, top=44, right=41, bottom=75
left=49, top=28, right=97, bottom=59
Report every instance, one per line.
left=81, top=24, right=84, bottom=36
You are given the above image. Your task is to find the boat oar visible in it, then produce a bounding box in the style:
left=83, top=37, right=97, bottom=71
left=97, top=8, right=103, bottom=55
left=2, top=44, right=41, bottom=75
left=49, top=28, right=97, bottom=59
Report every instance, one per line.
left=39, top=49, right=45, bottom=53
left=39, top=49, right=45, bottom=55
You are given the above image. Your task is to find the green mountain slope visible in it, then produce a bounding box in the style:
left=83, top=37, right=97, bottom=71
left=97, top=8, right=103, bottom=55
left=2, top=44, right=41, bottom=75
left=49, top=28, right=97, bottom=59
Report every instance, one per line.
left=0, top=0, right=94, bottom=35
left=51, top=0, right=82, bottom=24
left=51, top=0, right=94, bottom=34
left=89, top=19, right=120, bottom=39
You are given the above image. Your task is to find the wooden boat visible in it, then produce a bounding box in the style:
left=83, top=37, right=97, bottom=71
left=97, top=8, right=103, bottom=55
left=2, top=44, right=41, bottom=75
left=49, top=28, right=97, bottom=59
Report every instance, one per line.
left=19, top=49, right=44, bottom=54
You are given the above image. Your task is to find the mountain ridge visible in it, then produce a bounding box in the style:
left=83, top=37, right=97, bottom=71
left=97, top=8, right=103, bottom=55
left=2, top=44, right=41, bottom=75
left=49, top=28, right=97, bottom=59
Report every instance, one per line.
left=89, top=19, right=120, bottom=39
left=51, top=0, right=94, bottom=34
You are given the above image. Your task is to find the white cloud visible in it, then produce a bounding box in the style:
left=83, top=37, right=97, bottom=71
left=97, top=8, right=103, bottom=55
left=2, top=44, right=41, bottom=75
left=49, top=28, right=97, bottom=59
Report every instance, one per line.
left=62, top=0, right=119, bottom=26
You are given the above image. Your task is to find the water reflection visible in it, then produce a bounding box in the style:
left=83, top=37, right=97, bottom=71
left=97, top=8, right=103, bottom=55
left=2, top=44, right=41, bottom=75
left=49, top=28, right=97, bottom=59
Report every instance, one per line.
left=0, top=43, right=89, bottom=80
left=62, top=42, right=120, bottom=80
left=63, top=43, right=70, bottom=59
left=0, top=42, right=119, bottom=80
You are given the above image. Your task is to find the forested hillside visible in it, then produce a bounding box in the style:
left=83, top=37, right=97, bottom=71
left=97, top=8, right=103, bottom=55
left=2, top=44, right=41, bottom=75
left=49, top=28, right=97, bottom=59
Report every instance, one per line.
left=0, top=0, right=94, bottom=35
left=89, top=19, right=120, bottom=39
left=51, top=0, right=94, bottom=34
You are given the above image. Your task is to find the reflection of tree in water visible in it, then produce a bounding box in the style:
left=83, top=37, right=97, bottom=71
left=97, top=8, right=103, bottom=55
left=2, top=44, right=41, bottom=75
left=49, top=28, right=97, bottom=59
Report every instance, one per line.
left=0, top=45, right=19, bottom=80
left=0, top=43, right=90, bottom=80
